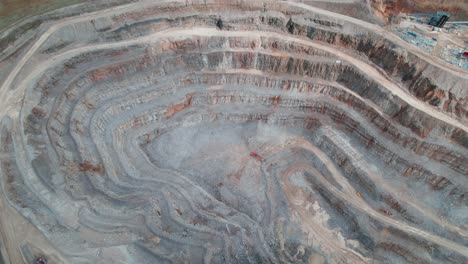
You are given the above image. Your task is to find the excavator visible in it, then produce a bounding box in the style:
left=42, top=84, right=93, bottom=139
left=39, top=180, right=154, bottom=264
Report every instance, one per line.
left=250, top=151, right=264, bottom=161
left=216, top=17, right=224, bottom=30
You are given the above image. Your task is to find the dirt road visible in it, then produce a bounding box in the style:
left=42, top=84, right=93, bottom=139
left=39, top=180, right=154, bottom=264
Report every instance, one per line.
left=322, top=126, right=468, bottom=238
left=254, top=135, right=468, bottom=257
left=4, top=27, right=466, bottom=133
left=275, top=142, right=468, bottom=258
left=286, top=1, right=468, bottom=78
left=0, top=1, right=466, bottom=261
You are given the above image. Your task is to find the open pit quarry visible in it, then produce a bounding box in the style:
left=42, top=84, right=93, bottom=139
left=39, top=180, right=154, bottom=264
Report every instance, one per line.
left=0, top=0, right=467, bottom=263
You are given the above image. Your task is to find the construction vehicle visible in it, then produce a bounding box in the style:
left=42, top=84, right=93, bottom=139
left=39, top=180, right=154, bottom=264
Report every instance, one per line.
left=250, top=151, right=264, bottom=161
left=35, top=257, right=47, bottom=264
left=216, top=18, right=223, bottom=30
left=378, top=208, right=393, bottom=216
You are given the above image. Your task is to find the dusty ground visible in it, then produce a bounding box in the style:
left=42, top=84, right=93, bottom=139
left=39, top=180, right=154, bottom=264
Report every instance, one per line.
left=0, top=0, right=467, bottom=263
left=0, top=181, right=65, bottom=263
left=0, top=0, right=83, bottom=30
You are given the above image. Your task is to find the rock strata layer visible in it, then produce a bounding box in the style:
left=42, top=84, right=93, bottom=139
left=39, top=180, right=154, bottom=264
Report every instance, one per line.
left=0, top=1, right=467, bottom=263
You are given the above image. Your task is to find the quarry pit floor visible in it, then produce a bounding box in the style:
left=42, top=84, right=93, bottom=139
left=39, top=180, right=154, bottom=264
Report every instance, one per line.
left=0, top=1, right=467, bottom=263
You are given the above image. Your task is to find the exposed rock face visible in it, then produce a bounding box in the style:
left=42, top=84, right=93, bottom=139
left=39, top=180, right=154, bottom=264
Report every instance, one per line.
left=0, top=1, right=467, bottom=263
left=370, top=0, right=468, bottom=21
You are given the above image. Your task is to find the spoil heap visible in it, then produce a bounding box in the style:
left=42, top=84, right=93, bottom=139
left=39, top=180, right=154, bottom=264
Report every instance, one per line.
left=0, top=1, right=467, bottom=263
